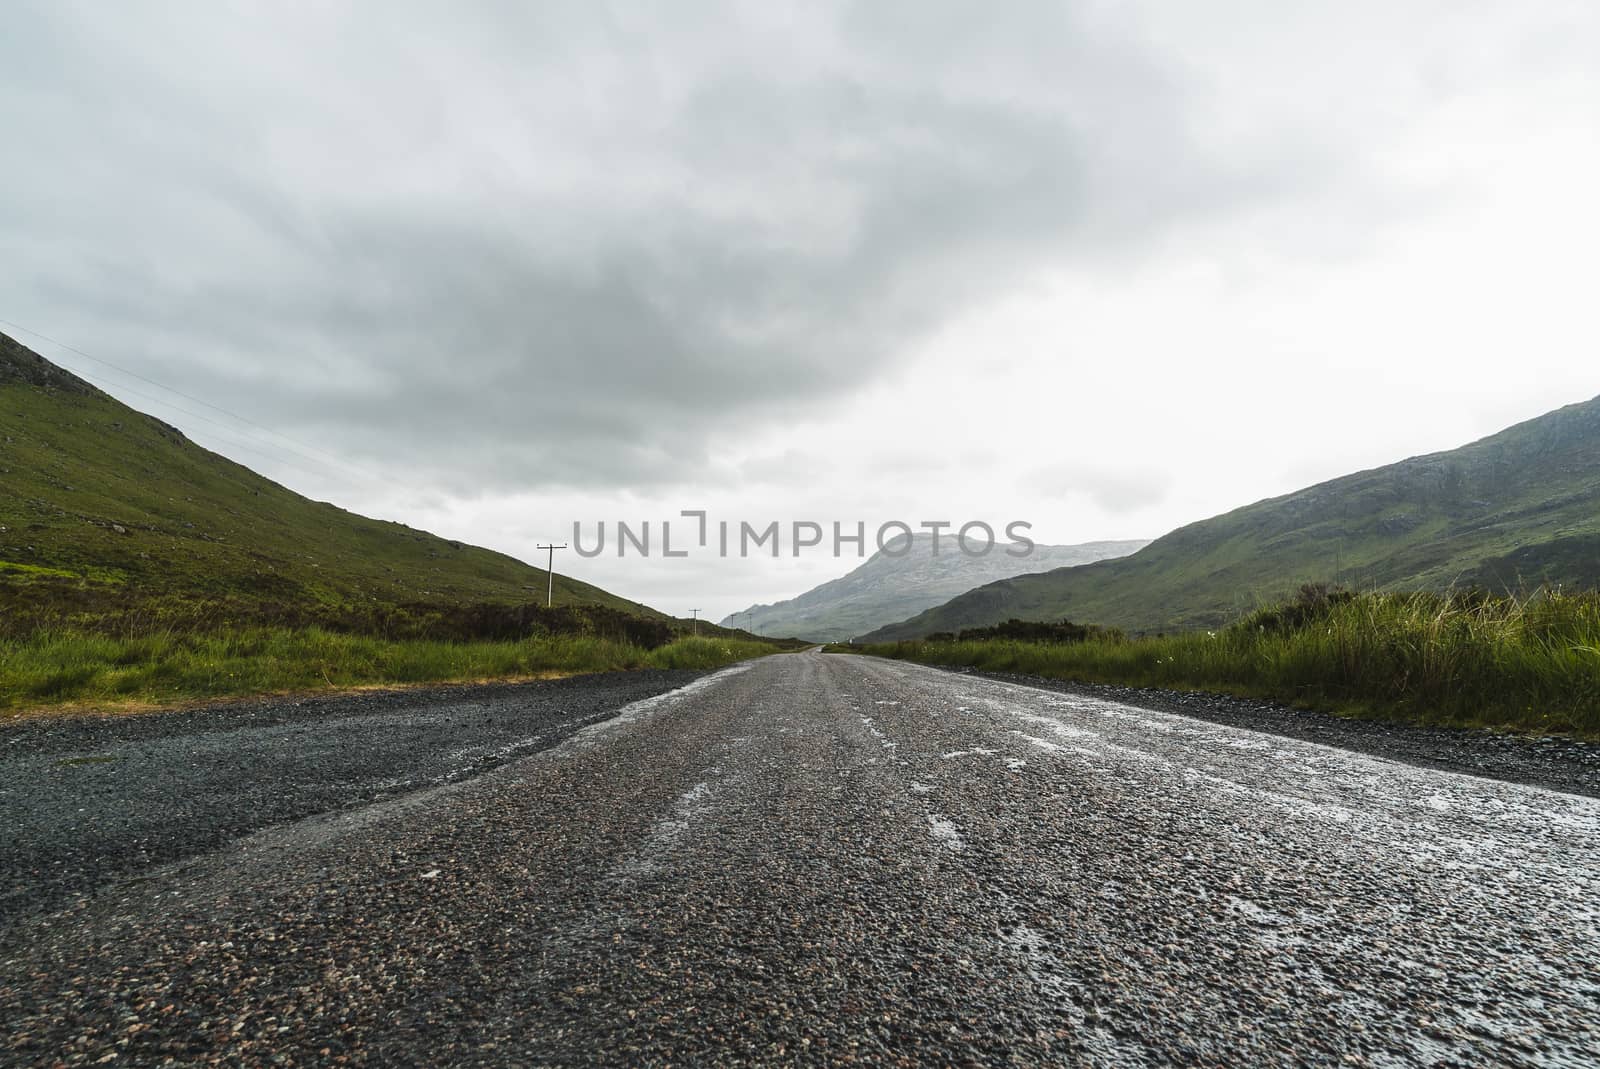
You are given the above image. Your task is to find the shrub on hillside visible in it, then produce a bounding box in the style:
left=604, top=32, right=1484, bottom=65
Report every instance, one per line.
left=1237, top=582, right=1356, bottom=634
left=949, top=618, right=1117, bottom=644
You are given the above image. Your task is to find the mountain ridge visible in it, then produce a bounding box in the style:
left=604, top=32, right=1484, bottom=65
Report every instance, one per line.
left=862, top=394, right=1600, bottom=640
left=0, top=331, right=663, bottom=621
left=724, top=533, right=1148, bottom=641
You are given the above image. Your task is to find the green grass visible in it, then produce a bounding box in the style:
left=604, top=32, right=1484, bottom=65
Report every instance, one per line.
left=0, top=336, right=798, bottom=715
left=0, top=560, right=82, bottom=580
left=0, top=630, right=780, bottom=714
left=857, top=588, right=1600, bottom=737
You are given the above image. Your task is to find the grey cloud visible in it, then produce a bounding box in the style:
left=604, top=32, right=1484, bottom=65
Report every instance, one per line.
left=3, top=1, right=1343, bottom=494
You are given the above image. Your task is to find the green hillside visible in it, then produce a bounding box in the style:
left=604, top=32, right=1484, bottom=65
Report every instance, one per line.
left=0, top=331, right=660, bottom=627
left=864, top=395, right=1600, bottom=640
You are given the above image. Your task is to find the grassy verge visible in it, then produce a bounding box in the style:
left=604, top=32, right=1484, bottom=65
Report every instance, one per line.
left=0, top=630, right=778, bottom=716
left=852, top=587, right=1600, bottom=737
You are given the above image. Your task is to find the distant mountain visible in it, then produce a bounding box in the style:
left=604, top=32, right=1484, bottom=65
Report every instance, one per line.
left=723, top=534, right=1148, bottom=641
left=0, top=331, right=661, bottom=618
left=863, top=395, right=1600, bottom=641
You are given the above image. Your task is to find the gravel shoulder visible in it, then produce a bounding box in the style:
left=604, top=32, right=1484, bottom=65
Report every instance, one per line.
left=0, top=669, right=706, bottom=927
left=929, top=665, right=1600, bottom=799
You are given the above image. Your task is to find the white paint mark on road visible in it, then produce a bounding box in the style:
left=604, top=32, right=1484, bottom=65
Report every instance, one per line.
left=554, top=663, right=754, bottom=756
left=614, top=780, right=721, bottom=881
left=1010, top=732, right=1100, bottom=761
left=1012, top=713, right=1098, bottom=741
left=860, top=716, right=898, bottom=750
left=997, top=912, right=1157, bottom=1064
left=927, top=815, right=964, bottom=851
left=1182, top=770, right=1357, bottom=824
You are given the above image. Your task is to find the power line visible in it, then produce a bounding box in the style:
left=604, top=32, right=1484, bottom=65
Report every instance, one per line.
left=62, top=365, right=341, bottom=482
left=1, top=317, right=351, bottom=464
left=1, top=316, right=391, bottom=488
left=61, top=365, right=343, bottom=484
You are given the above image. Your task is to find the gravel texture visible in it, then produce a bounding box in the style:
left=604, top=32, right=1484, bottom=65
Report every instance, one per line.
left=0, top=670, right=706, bottom=927
left=949, top=667, right=1600, bottom=799
left=3, top=652, right=1599, bottom=1066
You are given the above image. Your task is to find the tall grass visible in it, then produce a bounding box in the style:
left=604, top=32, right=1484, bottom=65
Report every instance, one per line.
left=0, top=629, right=777, bottom=714
left=864, top=590, right=1600, bottom=736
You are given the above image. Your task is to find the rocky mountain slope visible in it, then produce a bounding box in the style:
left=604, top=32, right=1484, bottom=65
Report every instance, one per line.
left=724, top=533, right=1147, bottom=641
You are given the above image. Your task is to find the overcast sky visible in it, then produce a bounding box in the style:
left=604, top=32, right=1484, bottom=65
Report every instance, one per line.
left=5, top=1, right=1598, bottom=620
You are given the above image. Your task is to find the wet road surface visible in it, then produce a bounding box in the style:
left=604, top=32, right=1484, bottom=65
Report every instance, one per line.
left=4, top=651, right=1598, bottom=1066
left=0, top=671, right=706, bottom=926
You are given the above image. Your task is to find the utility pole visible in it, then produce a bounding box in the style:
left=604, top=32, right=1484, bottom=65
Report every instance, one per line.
left=690, top=608, right=701, bottom=636
left=537, top=543, right=568, bottom=607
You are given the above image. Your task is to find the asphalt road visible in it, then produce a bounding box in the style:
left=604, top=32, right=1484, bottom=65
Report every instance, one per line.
left=4, top=651, right=1599, bottom=1066
left=0, top=670, right=708, bottom=927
